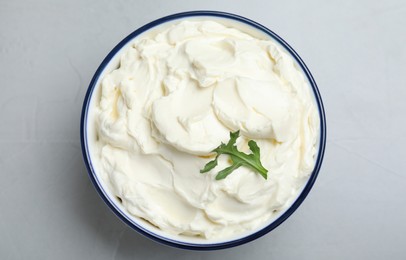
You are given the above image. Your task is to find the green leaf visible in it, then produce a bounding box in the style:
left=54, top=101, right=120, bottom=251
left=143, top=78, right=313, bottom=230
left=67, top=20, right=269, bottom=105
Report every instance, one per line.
left=216, top=163, right=242, bottom=180
left=248, top=140, right=260, bottom=156
left=200, top=157, right=218, bottom=173
left=200, top=131, right=268, bottom=180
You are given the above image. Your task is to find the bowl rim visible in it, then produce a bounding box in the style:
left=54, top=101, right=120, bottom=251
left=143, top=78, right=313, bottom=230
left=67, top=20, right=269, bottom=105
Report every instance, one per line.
left=80, top=10, right=327, bottom=251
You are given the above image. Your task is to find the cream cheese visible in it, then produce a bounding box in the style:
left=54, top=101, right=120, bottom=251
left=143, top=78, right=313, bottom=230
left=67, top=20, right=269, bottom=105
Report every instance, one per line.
left=91, top=20, right=319, bottom=239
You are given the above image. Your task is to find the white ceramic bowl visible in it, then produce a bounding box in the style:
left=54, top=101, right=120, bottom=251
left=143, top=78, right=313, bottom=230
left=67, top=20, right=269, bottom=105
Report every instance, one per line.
left=80, top=11, right=326, bottom=250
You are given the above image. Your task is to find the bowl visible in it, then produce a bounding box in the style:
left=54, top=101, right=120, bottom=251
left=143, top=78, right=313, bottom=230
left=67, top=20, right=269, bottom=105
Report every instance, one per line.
left=80, top=11, right=326, bottom=250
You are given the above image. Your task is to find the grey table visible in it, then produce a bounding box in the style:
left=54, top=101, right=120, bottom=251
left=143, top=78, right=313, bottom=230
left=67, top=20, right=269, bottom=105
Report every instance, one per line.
left=1, top=0, right=405, bottom=259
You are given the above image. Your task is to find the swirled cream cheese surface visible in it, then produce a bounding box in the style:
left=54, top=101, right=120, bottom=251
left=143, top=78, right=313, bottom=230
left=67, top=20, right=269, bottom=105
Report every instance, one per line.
left=91, top=20, right=319, bottom=239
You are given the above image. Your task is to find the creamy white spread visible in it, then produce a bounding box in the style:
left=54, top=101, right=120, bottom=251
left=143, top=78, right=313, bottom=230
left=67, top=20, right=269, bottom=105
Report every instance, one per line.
left=91, top=20, right=319, bottom=239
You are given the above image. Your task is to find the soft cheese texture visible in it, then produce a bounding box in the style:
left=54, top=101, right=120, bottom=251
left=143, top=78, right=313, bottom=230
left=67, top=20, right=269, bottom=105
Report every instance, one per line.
left=91, top=20, right=319, bottom=239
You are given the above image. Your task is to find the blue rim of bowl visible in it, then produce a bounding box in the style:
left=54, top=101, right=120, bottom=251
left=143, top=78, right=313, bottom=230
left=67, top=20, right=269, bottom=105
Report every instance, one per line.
left=80, top=10, right=326, bottom=251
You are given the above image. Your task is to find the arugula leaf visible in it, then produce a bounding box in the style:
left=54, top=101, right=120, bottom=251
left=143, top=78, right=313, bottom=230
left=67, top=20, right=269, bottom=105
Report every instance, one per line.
left=200, top=131, right=268, bottom=180
left=200, top=157, right=218, bottom=173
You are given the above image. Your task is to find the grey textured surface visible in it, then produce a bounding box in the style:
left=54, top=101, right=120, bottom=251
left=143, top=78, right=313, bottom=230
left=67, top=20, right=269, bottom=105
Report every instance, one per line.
left=1, top=0, right=405, bottom=259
